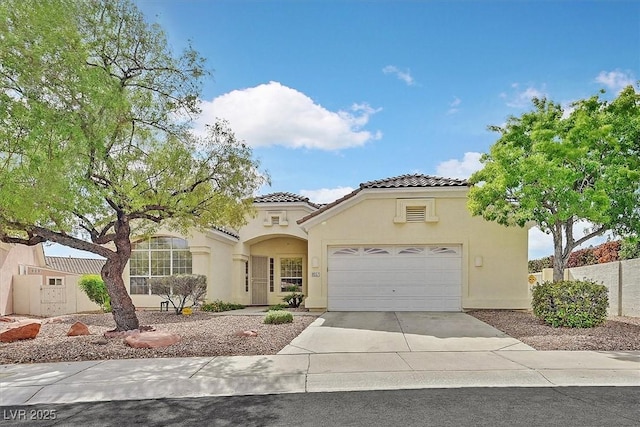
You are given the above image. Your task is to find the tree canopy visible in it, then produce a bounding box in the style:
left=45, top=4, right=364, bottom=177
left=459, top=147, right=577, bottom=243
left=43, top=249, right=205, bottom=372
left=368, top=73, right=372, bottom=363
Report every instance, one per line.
left=0, top=0, right=267, bottom=330
left=468, top=86, right=640, bottom=282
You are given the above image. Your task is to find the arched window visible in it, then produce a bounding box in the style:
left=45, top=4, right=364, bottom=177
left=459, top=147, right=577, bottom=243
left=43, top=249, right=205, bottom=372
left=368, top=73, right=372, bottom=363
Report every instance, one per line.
left=129, top=237, right=192, bottom=295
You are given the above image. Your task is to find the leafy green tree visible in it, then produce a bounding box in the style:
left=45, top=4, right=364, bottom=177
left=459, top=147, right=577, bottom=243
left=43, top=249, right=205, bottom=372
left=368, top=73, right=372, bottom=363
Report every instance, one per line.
left=78, top=275, right=111, bottom=312
left=0, top=0, right=267, bottom=330
left=468, top=87, right=640, bottom=282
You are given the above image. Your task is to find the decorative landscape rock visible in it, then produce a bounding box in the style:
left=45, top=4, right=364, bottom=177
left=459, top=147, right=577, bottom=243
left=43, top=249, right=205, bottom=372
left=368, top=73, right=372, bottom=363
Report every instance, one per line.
left=234, top=329, right=258, bottom=337
left=0, top=320, right=41, bottom=342
left=124, top=330, right=181, bottom=349
left=0, top=316, right=15, bottom=323
left=67, top=322, right=90, bottom=336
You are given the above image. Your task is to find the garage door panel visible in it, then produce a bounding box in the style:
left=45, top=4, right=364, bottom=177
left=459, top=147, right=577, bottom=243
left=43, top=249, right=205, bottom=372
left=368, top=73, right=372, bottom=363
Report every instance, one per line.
left=328, top=245, right=462, bottom=311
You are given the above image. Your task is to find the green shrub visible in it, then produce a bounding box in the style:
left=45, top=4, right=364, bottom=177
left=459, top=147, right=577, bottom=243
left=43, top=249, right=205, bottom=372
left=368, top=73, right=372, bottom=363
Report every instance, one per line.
left=78, top=275, right=111, bottom=312
left=619, top=236, right=640, bottom=260
left=264, top=310, right=293, bottom=324
left=267, top=304, right=289, bottom=311
left=200, top=300, right=245, bottom=312
left=528, top=256, right=553, bottom=273
left=531, top=280, right=608, bottom=328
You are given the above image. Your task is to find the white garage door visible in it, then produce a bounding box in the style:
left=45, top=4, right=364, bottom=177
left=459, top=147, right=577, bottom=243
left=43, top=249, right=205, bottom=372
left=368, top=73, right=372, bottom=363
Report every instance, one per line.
left=328, top=245, right=462, bottom=311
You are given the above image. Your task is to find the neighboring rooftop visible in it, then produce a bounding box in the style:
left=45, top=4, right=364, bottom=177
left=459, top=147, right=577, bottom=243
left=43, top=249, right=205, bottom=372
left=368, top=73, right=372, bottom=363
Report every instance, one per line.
left=45, top=256, right=105, bottom=275
left=254, top=192, right=322, bottom=209
left=298, top=173, right=468, bottom=224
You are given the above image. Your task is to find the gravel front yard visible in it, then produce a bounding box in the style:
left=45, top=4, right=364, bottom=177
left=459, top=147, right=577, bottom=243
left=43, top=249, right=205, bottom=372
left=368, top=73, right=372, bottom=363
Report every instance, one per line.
left=0, top=311, right=316, bottom=364
left=1, top=309, right=639, bottom=364
left=468, top=310, right=640, bottom=351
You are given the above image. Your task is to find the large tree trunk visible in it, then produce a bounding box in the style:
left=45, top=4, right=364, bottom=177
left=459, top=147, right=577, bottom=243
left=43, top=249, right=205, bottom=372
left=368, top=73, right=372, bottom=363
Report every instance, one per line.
left=102, top=256, right=139, bottom=331
left=101, top=214, right=139, bottom=331
left=552, top=243, right=565, bottom=283
left=552, top=223, right=567, bottom=283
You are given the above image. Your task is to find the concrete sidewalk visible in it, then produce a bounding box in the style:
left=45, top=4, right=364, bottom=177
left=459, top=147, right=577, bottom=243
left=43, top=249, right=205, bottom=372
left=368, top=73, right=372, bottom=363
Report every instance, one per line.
left=2, top=312, right=639, bottom=406
left=1, top=350, right=639, bottom=406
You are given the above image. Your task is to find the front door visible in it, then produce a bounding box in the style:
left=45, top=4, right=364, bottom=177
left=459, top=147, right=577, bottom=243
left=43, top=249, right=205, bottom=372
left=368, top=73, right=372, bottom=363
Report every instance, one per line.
left=251, top=256, right=268, bottom=305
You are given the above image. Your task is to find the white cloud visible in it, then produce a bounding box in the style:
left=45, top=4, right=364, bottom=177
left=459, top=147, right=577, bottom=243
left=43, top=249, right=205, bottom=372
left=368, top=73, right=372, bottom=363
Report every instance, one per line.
left=194, top=81, right=382, bottom=150
left=594, top=69, right=635, bottom=92
left=447, top=96, right=461, bottom=114
left=435, top=152, right=483, bottom=179
left=300, top=187, right=355, bottom=204
left=382, top=65, right=415, bottom=86
left=500, top=83, right=547, bottom=108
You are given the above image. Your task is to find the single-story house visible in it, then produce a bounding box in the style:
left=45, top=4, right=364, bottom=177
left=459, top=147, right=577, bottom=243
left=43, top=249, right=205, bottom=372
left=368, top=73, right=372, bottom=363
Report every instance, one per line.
left=124, top=173, right=530, bottom=312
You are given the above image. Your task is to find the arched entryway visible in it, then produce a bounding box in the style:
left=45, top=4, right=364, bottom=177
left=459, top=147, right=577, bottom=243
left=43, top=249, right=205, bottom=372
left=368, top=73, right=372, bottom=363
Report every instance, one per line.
left=248, top=236, right=307, bottom=306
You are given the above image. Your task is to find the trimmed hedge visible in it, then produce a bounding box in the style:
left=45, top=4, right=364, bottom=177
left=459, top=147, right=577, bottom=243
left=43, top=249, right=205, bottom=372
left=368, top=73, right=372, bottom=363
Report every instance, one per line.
left=264, top=310, right=293, bottom=324
left=531, top=280, right=608, bottom=328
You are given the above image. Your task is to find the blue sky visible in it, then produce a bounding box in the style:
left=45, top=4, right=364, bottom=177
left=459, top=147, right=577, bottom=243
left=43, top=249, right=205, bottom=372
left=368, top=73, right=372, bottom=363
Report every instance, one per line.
left=45, top=0, right=639, bottom=260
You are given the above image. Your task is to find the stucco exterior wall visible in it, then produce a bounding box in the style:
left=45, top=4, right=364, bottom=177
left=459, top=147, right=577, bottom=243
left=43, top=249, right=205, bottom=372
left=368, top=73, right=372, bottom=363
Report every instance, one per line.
left=12, top=272, right=101, bottom=316
left=238, top=205, right=313, bottom=244
left=249, top=237, right=307, bottom=306
left=0, top=243, right=43, bottom=315
left=303, top=189, right=529, bottom=310
left=230, top=203, right=313, bottom=306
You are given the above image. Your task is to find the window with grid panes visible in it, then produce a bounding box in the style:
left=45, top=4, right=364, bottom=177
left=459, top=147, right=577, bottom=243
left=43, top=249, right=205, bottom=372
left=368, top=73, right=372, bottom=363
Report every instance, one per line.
left=280, top=257, right=303, bottom=292
left=129, top=237, right=192, bottom=295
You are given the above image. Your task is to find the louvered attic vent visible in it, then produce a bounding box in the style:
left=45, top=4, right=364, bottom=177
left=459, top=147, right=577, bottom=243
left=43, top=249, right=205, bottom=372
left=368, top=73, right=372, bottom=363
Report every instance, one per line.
left=406, top=206, right=427, bottom=222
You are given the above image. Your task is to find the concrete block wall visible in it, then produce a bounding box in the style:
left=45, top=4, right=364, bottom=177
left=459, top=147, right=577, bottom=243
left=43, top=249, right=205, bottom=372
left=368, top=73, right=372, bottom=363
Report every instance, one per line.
left=544, top=259, right=640, bottom=317
left=620, top=259, right=640, bottom=317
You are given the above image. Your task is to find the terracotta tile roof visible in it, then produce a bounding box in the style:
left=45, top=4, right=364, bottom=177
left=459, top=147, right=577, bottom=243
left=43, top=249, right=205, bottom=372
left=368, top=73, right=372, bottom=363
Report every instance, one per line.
left=298, top=174, right=468, bottom=225
left=254, top=192, right=322, bottom=209
left=361, top=173, right=468, bottom=188
left=45, top=256, right=105, bottom=275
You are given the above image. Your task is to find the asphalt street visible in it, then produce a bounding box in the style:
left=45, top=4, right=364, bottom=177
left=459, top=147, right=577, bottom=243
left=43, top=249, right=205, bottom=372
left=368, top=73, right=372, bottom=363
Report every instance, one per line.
left=1, top=387, right=638, bottom=427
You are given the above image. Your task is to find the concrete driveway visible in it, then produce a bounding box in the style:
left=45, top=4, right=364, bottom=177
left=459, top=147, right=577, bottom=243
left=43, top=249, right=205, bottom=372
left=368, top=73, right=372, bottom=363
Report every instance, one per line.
left=279, top=312, right=534, bottom=354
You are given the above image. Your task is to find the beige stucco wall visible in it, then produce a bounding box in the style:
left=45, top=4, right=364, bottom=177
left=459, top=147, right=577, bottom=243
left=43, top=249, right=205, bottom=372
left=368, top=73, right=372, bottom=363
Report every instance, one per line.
left=0, top=243, right=44, bottom=315
left=230, top=203, right=313, bottom=306
left=302, top=188, right=530, bottom=311
left=12, top=272, right=101, bottom=316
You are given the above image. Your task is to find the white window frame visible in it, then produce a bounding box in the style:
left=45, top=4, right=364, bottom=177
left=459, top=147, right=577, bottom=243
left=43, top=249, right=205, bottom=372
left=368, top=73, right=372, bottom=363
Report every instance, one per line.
left=278, top=256, right=303, bottom=293
left=129, top=237, right=192, bottom=295
left=46, top=277, right=64, bottom=286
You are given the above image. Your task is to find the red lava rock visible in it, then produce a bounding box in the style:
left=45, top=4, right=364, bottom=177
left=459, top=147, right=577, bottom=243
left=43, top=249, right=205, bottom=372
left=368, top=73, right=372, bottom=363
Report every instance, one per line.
left=0, top=320, right=41, bottom=342
left=67, top=321, right=90, bottom=337
left=124, top=330, right=181, bottom=349
left=234, top=329, right=258, bottom=337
